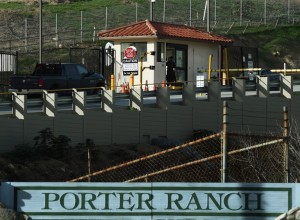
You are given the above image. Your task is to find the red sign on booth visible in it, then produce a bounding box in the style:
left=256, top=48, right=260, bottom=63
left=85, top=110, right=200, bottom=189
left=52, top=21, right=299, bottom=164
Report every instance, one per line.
left=124, top=46, right=137, bottom=59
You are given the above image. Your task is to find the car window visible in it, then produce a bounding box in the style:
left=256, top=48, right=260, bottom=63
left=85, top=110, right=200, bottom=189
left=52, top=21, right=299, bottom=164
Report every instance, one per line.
left=34, top=64, right=61, bottom=76
left=76, top=65, right=88, bottom=76
left=64, top=64, right=78, bottom=76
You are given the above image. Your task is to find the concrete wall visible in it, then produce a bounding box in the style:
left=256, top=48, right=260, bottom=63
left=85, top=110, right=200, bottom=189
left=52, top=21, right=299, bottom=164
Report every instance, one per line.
left=0, top=77, right=299, bottom=152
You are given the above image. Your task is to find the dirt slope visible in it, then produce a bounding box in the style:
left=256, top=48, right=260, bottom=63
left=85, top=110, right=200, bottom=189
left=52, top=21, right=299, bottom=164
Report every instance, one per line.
left=0, top=143, right=164, bottom=182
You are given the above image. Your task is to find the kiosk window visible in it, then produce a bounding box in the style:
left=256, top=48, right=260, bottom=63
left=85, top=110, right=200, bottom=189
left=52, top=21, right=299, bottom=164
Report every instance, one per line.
left=157, top=42, right=165, bottom=62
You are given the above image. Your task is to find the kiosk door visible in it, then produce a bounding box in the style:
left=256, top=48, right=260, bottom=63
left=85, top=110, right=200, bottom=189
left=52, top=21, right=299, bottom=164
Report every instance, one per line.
left=166, top=44, right=187, bottom=82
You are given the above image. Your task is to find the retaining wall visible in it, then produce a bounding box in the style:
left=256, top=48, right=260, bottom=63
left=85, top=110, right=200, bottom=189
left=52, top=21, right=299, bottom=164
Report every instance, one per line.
left=0, top=76, right=299, bottom=152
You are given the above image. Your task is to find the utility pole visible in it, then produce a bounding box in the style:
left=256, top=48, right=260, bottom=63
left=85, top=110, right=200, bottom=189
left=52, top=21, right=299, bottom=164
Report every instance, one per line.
left=39, top=0, right=43, bottom=64
left=81, top=11, right=83, bottom=43
left=288, top=0, right=290, bottom=23
left=240, top=0, right=243, bottom=26
left=214, top=0, right=217, bottom=23
left=207, top=0, right=210, bottom=32
left=25, top=18, right=28, bottom=53
left=264, top=0, right=267, bottom=25
left=163, top=0, right=166, bottom=22
left=150, top=0, right=156, bottom=21
left=189, top=0, right=192, bottom=26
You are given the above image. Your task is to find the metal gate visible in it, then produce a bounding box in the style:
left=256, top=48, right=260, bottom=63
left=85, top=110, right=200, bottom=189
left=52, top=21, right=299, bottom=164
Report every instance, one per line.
left=0, top=51, right=18, bottom=92
left=69, top=48, right=115, bottom=87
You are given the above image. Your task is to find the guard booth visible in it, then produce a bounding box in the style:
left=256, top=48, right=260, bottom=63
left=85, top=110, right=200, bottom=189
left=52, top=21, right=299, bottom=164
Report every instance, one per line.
left=98, top=20, right=233, bottom=91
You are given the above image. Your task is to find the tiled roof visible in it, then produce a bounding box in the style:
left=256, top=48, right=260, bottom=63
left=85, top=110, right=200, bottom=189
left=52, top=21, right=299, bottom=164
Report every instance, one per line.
left=98, top=20, right=233, bottom=43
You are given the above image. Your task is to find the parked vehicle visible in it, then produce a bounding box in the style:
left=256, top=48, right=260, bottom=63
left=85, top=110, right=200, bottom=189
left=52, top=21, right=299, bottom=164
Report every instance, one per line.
left=260, top=69, right=281, bottom=81
left=260, top=69, right=281, bottom=91
left=244, top=69, right=281, bottom=82
left=9, top=63, right=106, bottom=94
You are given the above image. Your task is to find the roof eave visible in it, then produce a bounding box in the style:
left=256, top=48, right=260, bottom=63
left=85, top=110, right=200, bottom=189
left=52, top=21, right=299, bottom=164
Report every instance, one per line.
left=98, top=35, right=157, bottom=41
left=157, top=35, right=233, bottom=44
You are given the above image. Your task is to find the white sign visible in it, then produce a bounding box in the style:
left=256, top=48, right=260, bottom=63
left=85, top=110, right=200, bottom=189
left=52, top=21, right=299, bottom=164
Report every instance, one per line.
left=0, top=182, right=297, bottom=220
left=196, top=72, right=207, bottom=87
left=122, top=58, right=138, bottom=76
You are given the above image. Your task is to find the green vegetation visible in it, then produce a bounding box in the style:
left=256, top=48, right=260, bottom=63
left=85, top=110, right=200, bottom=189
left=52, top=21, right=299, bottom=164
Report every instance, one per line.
left=0, top=2, right=24, bottom=10
left=229, top=25, right=300, bottom=69
left=0, top=0, right=299, bottom=71
left=0, top=0, right=142, bottom=12
left=13, top=128, right=72, bottom=159
left=44, top=0, right=128, bottom=13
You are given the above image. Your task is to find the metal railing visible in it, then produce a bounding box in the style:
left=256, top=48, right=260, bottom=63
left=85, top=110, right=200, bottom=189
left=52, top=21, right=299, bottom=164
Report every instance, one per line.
left=0, top=75, right=300, bottom=115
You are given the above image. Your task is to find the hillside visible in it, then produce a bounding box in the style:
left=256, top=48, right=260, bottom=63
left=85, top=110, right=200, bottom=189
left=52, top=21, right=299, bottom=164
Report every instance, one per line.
left=0, top=142, right=164, bottom=182
left=229, top=25, right=300, bottom=69
left=0, top=0, right=299, bottom=71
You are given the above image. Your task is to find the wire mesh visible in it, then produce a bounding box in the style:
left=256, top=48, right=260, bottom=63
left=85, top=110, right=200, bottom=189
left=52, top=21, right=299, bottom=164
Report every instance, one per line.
left=227, top=132, right=285, bottom=182
left=69, top=133, right=222, bottom=182
left=69, top=131, right=286, bottom=183
left=0, top=0, right=299, bottom=53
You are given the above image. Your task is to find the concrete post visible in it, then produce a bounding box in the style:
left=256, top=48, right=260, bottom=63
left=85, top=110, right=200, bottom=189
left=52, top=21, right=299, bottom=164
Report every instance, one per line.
left=12, top=92, right=27, bottom=119
left=156, top=87, right=170, bottom=109
left=182, top=84, right=195, bottom=105
left=72, top=89, right=86, bottom=116
left=256, top=76, right=269, bottom=98
left=43, top=90, right=57, bottom=117
left=207, top=81, right=221, bottom=101
left=232, top=77, right=245, bottom=102
left=101, top=90, right=114, bottom=113
left=130, top=88, right=143, bottom=110
left=280, top=74, right=293, bottom=99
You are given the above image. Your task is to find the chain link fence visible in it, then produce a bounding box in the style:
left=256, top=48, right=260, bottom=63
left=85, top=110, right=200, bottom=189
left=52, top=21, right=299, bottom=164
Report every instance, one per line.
left=68, top=131, right=287, bottom=183
left=67, top=100, right=300, bottom=183
left=0, top=0, right=299, bottom=53
left=0, top=0, right=299, bottom=75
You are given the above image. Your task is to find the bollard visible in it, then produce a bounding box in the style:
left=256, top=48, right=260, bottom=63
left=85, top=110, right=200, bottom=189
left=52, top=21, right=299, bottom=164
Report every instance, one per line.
left=111, top=74, right=115, bottom=91
left=129, top=73, right=134, bottom=89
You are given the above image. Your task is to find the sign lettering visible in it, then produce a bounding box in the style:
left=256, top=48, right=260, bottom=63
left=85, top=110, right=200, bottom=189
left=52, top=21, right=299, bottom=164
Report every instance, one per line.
left=2, top=183, right=292, bottom=219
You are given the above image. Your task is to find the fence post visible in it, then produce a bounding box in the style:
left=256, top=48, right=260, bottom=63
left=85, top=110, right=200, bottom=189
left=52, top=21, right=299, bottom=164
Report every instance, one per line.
left=256, top=75, right=269, bottom=98
left=86, top=139, right=94, bottom=182
left=43, top=90, right=57, bottom=117
left=221, top=101, right=228, bottom=182
left=283, top=106, right=289, bottom=183
left=72, top=89, right=86, bottom=116
left=88, top=146, right=91, bottom=182
left=232, top=77, right=245, bottom=101
left=12, top=92, right=27, bottom=119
